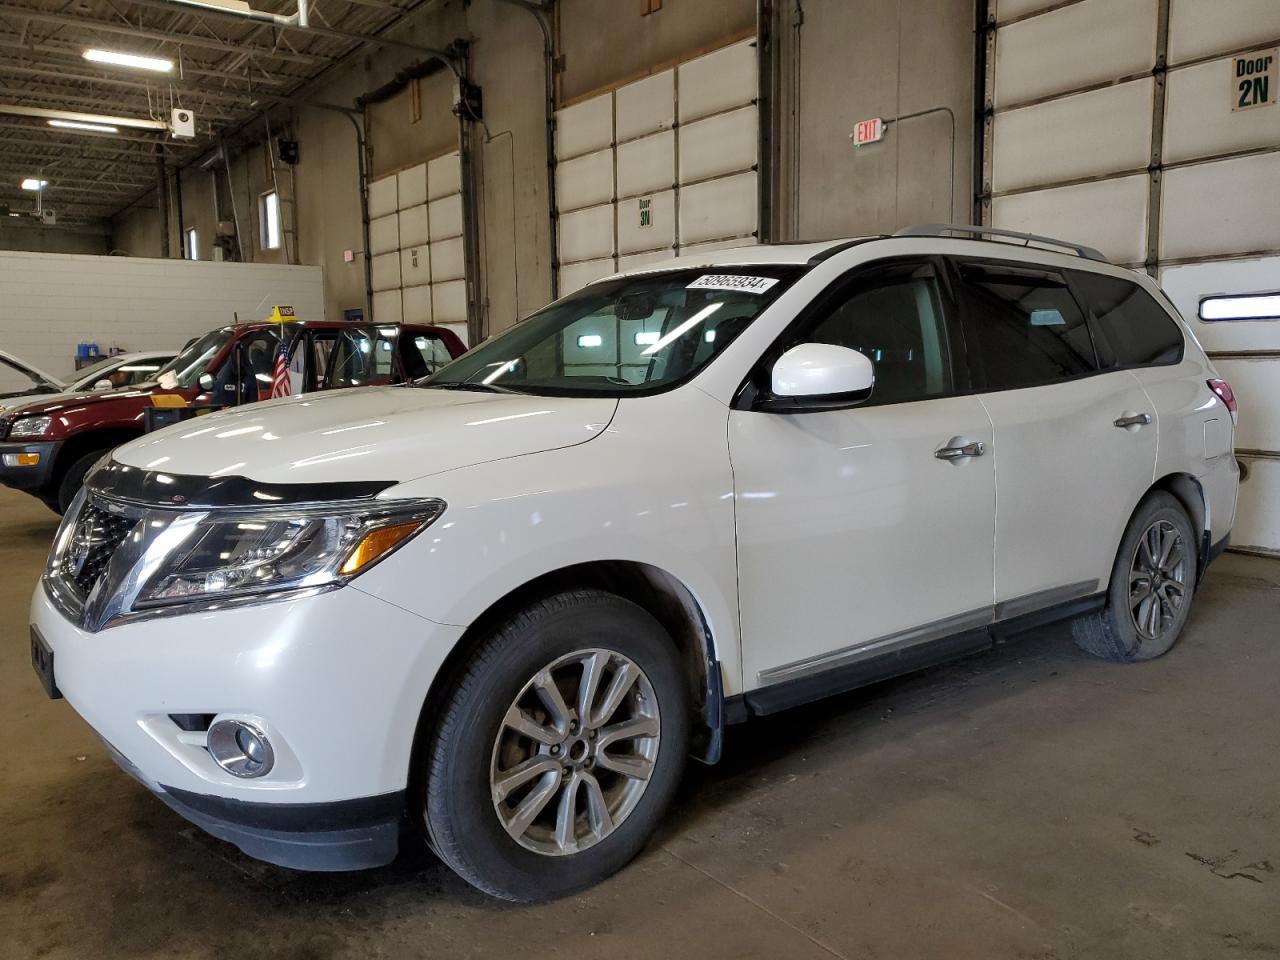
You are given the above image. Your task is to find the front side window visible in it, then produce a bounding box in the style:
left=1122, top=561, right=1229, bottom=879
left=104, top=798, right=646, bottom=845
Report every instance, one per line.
left=328, top=328, right=395, bottom=388
left=957, top=261, right=1097, bottom=391
left=399, top=333, right=454, bottom=379
left=426, top=266, right=803, bottom=396
left=1070, top=271, right=1184, bottom=368
left=795, top=260, right=953, bottom=405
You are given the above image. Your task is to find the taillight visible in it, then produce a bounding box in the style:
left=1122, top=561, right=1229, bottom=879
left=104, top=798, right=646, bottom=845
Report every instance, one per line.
left=1208, top=378, right=1238, bottom=423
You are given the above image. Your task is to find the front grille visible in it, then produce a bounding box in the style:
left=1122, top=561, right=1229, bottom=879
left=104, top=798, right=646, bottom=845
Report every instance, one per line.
left=61, top=502, right=138, bottom=595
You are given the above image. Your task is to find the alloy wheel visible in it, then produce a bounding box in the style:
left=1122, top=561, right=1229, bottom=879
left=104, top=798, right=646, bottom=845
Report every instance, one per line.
left=1128, top=519, right=1188, bottom=642
left=489, top=648, right=661, bottom=856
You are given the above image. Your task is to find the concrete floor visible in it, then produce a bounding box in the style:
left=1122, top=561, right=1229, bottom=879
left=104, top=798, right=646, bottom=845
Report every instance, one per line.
left=1, top=484, right=1276, bottom=960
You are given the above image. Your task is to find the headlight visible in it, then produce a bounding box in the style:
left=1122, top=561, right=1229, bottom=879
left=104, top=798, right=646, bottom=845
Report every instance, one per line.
left=9, top=415, right=52, bottom=439
left=135, top=499, right=444, bottom=609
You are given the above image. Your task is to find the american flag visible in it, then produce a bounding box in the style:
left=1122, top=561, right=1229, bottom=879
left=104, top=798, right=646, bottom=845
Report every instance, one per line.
left=269, top=340, right=292, bottom=398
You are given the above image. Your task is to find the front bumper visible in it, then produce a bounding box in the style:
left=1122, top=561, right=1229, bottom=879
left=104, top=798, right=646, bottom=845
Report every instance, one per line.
left=31, top=579, right=465, bottom=871
left=102, top=738, right=404, bottom=871
left=0, top=439, right=60, bottom=491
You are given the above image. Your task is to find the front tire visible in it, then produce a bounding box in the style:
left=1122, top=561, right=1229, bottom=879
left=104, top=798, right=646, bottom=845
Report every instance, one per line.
left=422, top=589, right=689, bottom=901
left=55, top=447, right=113, bottom=514
left=1072, top=492, right=1198, bottom=662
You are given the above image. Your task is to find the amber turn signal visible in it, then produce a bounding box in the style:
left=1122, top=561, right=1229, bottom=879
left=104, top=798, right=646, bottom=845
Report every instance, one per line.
left=340, top=520, right=424, bottom=575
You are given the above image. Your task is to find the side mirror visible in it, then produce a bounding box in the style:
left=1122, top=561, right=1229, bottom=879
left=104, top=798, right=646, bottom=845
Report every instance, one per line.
left=198, top=373, right=214, bottom=391
left=763, top=343, right=875, bottom=411
left=93, top=379, right=113, bottom=391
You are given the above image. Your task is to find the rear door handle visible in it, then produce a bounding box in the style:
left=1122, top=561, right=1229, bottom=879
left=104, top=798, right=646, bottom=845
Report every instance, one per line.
left=935, top=440, right=986, bottom=461
left=1114, top=412, right=1153, bottom=429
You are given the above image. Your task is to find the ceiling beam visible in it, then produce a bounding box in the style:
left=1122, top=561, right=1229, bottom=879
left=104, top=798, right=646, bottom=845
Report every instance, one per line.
left=0, top=87, right=238, bottom=124
left=0, top=62, right=272, bottom=109
left=114, top=0, right=455, bottom=67
left=0, top=118, right=195, bottom=149
left=0, top=4, right=333, bottom=66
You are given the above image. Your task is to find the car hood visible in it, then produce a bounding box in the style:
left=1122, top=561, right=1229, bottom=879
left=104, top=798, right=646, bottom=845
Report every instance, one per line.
left=0, top=349, right=64, bottom=394
left=113, top=386, right=619, bottom=485
left=4, top=383, right=162, bottom=417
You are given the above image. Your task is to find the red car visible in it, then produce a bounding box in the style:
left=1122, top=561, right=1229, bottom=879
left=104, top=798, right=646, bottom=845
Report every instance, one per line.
left=0, top=320, right=465, bottom=513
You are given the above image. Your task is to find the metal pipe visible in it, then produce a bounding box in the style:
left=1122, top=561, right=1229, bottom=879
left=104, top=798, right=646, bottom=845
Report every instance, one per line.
left=344, top=111, right=373, bottom=322
left=156, top=149, right=170, bottom=257
left=883, top=106, right=957, bottom=227
left=494, top=0, right=558, bottom=300
left=175, top=166, right=186, bottom=257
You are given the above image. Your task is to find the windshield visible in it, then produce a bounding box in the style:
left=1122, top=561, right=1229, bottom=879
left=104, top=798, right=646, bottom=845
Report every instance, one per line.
left=155, top=328, right=236, bottom=388
left=425, top=266, right=804, bottom=396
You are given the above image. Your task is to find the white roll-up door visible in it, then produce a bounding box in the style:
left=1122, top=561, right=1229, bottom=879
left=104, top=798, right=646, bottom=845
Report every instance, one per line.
left=987, top=0, right=1280, bottom=554
left=553, top=37, right=760, bottom=295
left=367, top=151, right=469, bottom=345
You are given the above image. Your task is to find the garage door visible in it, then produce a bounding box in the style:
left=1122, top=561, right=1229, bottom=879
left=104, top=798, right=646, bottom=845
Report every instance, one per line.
left=985, top=0, right=1280, bottom=554
left=367, top=151, right=469, bottom=346
left=554, top=37, right=760, bottom=295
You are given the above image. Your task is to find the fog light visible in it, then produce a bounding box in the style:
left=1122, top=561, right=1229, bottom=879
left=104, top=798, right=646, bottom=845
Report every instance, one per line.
left=2, top=452, right=40, bottom=467
left=207, top=719, right=274, bottom=778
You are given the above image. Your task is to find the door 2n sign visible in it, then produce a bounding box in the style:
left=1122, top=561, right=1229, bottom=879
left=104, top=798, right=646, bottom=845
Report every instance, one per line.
left=1233, top=50, right=1277, bottom=111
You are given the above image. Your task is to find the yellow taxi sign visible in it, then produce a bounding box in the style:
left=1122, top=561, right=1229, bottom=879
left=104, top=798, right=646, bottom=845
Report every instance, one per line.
left=268, top=305, right=296, bottom=323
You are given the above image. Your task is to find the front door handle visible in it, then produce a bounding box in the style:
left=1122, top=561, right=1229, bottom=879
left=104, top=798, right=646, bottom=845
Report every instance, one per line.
left=935, top=439, right=986, bottom=462
left=1114, top=412, right=1153, bottom=429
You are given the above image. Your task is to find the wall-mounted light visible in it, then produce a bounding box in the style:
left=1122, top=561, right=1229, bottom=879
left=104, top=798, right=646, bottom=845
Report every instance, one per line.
left=1199, top=292, right=1280, bottom=322
left=49, top=119, right=121, bottom=134
left=21, top=178, right=49, bottom=191
left=83, top=49, right=173, bottom=73
left=577, top=334, right=603, bottom=348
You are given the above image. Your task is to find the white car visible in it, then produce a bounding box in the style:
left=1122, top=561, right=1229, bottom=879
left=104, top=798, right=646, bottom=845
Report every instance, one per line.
left=0, top=351, right=177, bottom=414
left=31, top=226, right=1238, bottom=901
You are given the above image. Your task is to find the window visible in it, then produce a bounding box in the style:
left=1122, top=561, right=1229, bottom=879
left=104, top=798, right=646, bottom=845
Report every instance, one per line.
left=185, top=227, right=199, bottom=260
left=794, top=260, right=953, bottom=405
left=1198, top=291, right=1280, bottom=322
left=327, top=329, right=396, bottom=389
left=259, top=191, right=281, bottom=250
left=397, top=333, right=453, bottom=380
left=427, top=266, right=802, bottom=396
left=1070, top=271, right=1184, bottom=367
left=957, top=261, right=1096, bottom=391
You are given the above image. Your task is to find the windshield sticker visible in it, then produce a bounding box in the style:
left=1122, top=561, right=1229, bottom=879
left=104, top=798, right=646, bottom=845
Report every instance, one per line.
left=687, top=274, right=780, bottom=294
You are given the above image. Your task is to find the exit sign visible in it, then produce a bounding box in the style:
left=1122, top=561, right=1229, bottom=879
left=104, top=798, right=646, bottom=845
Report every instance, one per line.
left=852, top=117, right=884, bottom=146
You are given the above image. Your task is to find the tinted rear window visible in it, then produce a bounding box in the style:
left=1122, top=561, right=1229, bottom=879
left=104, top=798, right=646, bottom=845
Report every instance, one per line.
left=1070, top=271, right=1184, bottom=367
left=957, top=261, right=1097, bottom=391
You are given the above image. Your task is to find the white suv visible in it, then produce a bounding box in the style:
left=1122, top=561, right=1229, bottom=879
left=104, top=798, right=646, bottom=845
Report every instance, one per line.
left=31, top=226, right=1239, bottom=901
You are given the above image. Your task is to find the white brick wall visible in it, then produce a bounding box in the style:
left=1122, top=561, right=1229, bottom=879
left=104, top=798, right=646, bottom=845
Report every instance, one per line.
left=0, top=253, right=325, bottom=377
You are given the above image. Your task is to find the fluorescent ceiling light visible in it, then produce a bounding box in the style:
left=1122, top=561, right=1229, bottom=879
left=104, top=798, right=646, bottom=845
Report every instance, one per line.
left=49, top=119, right=120, bottom=134
left=1199, top=293, right=1280, bottom=322
left=21, top=178, right=48, bottom=191
left=577, top=334, right=603, bottom=348
left=634, top=331, right=660, bottom=346
left=83, top=49, right=173, bottom=73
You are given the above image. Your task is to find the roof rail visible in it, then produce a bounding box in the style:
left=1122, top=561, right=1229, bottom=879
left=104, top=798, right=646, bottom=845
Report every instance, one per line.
left=893, top=224, right=1109, bottom=263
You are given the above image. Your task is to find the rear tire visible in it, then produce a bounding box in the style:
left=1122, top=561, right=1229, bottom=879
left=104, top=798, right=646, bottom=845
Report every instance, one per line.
left=422, top=589, right=689, bottom=902
left=55, top=448, right=112, bottom=514
left=1072, top=492, right=1198, bottom=662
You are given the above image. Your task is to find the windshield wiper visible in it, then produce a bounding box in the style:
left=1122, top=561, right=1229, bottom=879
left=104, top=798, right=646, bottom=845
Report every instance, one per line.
left=423, top=380, right=521, bottom=394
